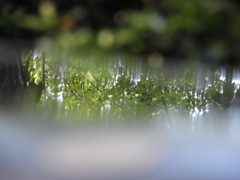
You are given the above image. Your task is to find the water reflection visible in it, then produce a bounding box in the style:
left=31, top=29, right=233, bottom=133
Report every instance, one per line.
left=1, top=49, right=240, bottom=179
left=21, top=52, right=240, bottom=125
left=1, top=44, right=240, bottom=135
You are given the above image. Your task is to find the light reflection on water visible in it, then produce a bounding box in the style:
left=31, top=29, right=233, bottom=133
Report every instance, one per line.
left=5, top=51, right=240, bottom=125
left=29, top=52, right=240, bottom=127
left=2, top=50, right=240, bottom=179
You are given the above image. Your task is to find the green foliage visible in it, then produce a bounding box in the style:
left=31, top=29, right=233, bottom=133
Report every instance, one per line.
left=24, top=52, right=240, bottom=122
left=0, top=1, right=24, bottom=34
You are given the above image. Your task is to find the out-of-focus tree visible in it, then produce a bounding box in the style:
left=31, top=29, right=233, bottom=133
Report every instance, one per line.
left=1, top=0, right=239, bottom=64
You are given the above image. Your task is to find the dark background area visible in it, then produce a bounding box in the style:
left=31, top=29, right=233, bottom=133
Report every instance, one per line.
left=1, top=0, right=239, bottom=65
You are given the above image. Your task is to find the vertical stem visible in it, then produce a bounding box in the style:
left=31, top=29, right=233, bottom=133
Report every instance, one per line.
left=42, top=53, right=46, bottom=105
left=225, top=66, right=233, bottom=83
left=161, top=95, right=169, bottom=114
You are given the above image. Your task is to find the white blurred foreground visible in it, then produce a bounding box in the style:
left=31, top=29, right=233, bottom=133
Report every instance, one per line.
left=0, top=112, right=240, bottom=180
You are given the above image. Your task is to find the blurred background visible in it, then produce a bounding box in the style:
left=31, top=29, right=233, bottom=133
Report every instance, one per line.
left=1, top=0, right=240, bottom=179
